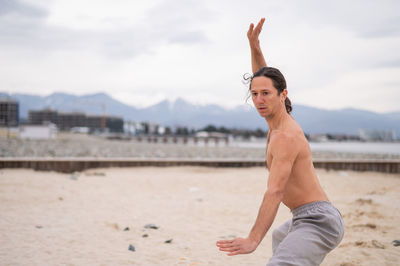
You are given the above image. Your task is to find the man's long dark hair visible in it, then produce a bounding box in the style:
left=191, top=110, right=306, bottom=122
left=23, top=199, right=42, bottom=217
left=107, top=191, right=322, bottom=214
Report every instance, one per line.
left=248, top=67, right=292, bottom=114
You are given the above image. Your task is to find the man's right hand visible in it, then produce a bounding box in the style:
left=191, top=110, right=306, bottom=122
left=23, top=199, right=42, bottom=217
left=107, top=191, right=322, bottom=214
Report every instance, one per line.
left=247, top=18, right=265, bottom=50
left=247, top=18, right=267, bottom=73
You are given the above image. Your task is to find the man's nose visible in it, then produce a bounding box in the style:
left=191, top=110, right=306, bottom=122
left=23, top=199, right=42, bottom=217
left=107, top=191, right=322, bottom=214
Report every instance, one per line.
left=255, top=94, right=263, bottom=103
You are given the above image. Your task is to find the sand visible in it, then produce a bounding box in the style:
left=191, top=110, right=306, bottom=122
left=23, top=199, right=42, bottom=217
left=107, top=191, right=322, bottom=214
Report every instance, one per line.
left=0, top=167, right=399, bottom=265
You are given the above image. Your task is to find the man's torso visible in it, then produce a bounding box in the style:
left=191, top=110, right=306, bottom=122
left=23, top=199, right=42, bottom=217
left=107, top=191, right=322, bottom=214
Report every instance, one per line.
left=266, top=119, right=329, bottom=211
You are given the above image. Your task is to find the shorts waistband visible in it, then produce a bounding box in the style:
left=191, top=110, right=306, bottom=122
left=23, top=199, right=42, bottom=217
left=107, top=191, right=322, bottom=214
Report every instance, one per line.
left=291, top=200, right=332, bottom=217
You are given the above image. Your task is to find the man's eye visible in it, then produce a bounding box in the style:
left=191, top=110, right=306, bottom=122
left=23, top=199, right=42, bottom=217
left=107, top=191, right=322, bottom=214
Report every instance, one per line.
left=263, top=92, right=268, bottom=95
left=252, top=93, right=257, bottom=96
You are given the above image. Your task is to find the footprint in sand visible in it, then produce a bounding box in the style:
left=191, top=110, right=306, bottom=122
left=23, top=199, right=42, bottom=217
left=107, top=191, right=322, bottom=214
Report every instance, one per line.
left=340, top=262, right=357, bottom=266
left=354, top=198, right=374, bottom=205
left=353, top=240, right=385, bottom=249
left=366, top=187, right=392, bottom=195
left=351, top=223, right=377, bottom=230
left=342, top=210, right=384, bottom=219
left=363, top=211, right=384, bottom=219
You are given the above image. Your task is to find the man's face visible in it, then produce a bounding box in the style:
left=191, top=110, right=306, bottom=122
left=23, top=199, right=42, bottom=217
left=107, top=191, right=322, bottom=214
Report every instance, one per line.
left=250, top=76, right=286, bottom=118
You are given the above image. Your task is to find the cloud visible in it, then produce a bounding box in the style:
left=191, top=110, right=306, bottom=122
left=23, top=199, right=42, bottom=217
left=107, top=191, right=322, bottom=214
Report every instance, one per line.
left=373, top=59, right=400, bottom=69
left=0, top=0, right=47, bottom=17
left=293, top=67, right=400, bottom=113
left=0, top=0, right=213, bottom=59
left=168, top=30, right=208, bottom=44
left=281, top=0, right=400, bottom=39
left=0, top=0, right=399, bottom=112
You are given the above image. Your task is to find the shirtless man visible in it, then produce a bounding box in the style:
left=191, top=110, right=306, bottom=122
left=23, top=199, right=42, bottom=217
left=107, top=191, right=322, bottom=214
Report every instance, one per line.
left=216, top=18, right=344, bottom=265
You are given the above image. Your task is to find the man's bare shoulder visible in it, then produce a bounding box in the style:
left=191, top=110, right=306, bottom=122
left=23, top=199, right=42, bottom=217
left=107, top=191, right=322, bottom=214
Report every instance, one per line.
left=269, top=130, right=300, bottom=159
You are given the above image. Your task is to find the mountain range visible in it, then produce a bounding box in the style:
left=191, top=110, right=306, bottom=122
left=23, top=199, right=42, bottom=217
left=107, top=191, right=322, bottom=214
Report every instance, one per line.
left=1, top=92, right=399, bottom=136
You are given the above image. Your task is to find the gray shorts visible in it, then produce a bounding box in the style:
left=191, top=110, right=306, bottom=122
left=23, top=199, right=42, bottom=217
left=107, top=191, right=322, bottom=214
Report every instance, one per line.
left=267, top=201, right=344, bottom=266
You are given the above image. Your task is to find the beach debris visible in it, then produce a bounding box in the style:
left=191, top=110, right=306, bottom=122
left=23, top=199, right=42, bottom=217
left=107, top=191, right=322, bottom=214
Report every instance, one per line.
left=58, top=197, right=63, bottom=201
left=85, top=171, right=106, bottom=177
left=196, top=198, right=203, bottom=202
left=164, top=239, right=173, bottom=243
left=105, top=222, right=120, bottom=230
left=340, top=262, right=357, bottom=266
left=112, top=223, right=120, bottom=230
left=123, top=227, right=130, bottom=231
left=128, top=244, right=135, bottom=252
left=35, top=225, right=43, bottom=229
left=70, top=172, right=79, bottom=180
left=142, top=234, right=148, bottom=238
left=144, top=224, right=159, bottom=229
left=392, top=240, right=400, bottom=247
left=371, top=240, right=385, bottom=249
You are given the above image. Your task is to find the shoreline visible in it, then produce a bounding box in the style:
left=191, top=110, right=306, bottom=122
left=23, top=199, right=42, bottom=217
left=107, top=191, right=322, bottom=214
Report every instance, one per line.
left=2, top=134, right=400, bottom=160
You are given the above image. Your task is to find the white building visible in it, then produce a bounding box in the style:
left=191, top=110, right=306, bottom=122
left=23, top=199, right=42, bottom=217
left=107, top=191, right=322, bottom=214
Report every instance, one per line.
left=70, top=127, right=90, bottom=134
left=19, top=123, right=58, bottom=139
left=124, top=121, right=143, bottom=135
left=359, top=129, right=397, bottom=141
left=124, top=121, right=166, bottom=135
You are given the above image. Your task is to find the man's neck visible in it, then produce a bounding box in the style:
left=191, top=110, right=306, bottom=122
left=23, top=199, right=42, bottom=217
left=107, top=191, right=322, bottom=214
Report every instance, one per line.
left=265, top=107, right=288, bottom=131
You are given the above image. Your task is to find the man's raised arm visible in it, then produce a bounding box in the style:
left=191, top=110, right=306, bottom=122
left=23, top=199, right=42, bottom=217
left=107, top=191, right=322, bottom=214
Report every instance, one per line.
left=247, top=18, right=267, bottom=74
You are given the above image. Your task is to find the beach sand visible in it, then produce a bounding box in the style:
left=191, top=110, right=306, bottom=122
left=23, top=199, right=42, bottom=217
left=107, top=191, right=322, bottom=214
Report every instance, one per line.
left=0, top=167, right=399, bottom=265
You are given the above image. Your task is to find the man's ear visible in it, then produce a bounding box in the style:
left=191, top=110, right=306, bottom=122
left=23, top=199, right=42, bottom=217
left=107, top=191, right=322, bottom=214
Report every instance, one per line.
left=281, top=89, right=288, bottom=102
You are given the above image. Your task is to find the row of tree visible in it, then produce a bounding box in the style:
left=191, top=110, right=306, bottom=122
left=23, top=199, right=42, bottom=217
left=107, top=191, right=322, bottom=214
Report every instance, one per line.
left=141, top=123, right=268, bottom=139
left=139, top=123, right=362, bottom=141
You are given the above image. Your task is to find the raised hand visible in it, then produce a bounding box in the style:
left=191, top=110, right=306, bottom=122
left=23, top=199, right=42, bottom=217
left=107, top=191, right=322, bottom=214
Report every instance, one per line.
left=247, top=18, right=267, bottom=73
left=247, top=18, right=265, bottom=50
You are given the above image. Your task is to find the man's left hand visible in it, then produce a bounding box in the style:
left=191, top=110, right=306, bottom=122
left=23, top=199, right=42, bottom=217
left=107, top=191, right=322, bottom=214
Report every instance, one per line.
left=216, top=237, right=258, bottom=256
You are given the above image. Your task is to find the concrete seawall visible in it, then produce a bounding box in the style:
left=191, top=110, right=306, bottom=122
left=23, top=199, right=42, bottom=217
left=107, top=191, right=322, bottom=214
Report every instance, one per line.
left=1, top=158, right=399, bottom=174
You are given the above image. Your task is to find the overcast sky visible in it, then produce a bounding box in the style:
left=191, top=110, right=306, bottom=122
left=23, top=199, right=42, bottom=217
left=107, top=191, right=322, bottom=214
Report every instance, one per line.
left=1, top=0, right=399, bottom=113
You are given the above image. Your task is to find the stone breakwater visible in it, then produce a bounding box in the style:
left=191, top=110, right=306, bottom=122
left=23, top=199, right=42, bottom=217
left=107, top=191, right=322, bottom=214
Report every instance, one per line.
left=1, top=134, right=399, bottom=160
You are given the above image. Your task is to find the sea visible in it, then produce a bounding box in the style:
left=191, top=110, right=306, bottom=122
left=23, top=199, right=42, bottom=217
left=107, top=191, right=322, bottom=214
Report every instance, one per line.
left=230, top=140, right=400, bottom=155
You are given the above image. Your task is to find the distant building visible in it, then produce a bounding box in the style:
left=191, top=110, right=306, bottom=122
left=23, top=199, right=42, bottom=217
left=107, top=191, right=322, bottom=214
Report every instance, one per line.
left=0, top=99, right=19, bottom=127
left=147, top=122, right=160, bottom=135
left=86, top=115, right=103, bottom=131
left=359, top=129, right=397, bottom=141
left=28, top=109, right=123, bottom=132
left=195, top=131, right=228, bottom=138
left=307, top=134, right=329, bottom=142
left=194, top=131, right=229, bottom=145
left=86, top=115, right=124, bottom=133
left=0, top=127, right=19, bottom=138
left=57, top=112, right=86, bottom=130
left=105, top=116, right=124, bottom=133
left=124, top=121, right=143, bottom=135
left=29, top=108, right=57, bottom=125
left=70, top=127, right=90, bottom=134
left=19, top=123, right=57, bottom=139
